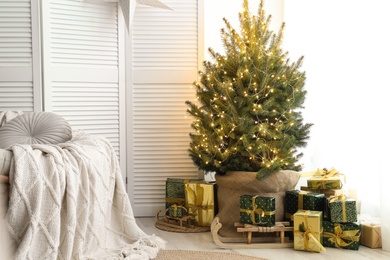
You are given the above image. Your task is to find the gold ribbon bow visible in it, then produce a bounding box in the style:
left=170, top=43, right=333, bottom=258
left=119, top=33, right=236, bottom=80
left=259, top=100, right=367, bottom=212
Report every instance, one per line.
left=240, top=195, right=275, bottom=224
left=186, top=183, right=213, bottom=225
left=329, top=194, right=347, bottom=222
left=295, top=211, right=326, bottom=252
left=301, top=168, right=339, bottom=178
left=165, top=204, right=187, bottom=218
left=324, top=224, right=360, bottom=248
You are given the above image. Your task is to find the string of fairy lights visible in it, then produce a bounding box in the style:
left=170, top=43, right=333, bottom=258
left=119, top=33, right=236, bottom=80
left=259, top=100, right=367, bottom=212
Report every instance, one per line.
left=186, top=1, right=307, bottom=176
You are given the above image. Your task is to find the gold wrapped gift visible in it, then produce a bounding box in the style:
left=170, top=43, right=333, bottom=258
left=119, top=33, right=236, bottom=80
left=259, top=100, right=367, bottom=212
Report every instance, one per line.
left=360, top=223, right=382, bottom=248
left=185, top=181, right=215, bottom=226
left=303, top=168, right=345, bottom=190
left=294, top=210, right=326, bottom=253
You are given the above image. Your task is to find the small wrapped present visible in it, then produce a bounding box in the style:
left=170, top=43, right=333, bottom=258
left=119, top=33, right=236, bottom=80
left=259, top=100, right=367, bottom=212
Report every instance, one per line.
left=360, top=223, right=382, bottom=248
left=300, top=186, right=343, bottom=197
left=304, top=168, right=345, bottom=190
left=327, top=195, right=357, bottom=223
left=323, top=221, right=360, bottom=250
left=239, top=195, right=276, bottom=227
left=185, top=181, right=215, bottom=226
left=165, top=204, right=187, bottom=218
left=165, top=178, right=199, bottom=217
left=293, top=210, right=326, bottom=253
left=285, top=190, right=325, bottom=221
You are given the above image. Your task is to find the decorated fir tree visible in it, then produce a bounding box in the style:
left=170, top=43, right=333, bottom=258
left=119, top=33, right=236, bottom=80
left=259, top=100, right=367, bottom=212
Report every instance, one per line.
left=186, top=0, right=312, bottom=179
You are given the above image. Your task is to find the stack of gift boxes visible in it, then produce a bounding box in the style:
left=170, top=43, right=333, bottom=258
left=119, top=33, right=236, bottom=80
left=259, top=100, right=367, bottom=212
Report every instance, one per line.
left=165, top=178, right=216, bottom=227
left=286, top=168, right=381, bottom=252
left=163, top=169, right=382, bottom=251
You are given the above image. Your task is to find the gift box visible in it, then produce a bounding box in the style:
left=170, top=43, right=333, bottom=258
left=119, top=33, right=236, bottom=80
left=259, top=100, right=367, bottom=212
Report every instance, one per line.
left=293, top=210, right=325, bottom=253
left=300, top=186, right=343, bottom=197
left=285, top=190, right=325, bottom=221
left=323, top=221, right=360, bottom=250
left=303, top=168, right=345, bottom=190
left=239, top=195, right=275, bottom=227
left=307, top=176, right=343, bottom=189
left=166, top=204, right=187, bottom=218
left=327, top=195, right=357, bottom=223
left=165, top=178, right=199, bottom=217
left=360, top=223, right=382, bottom=248
left=185, top=181, right=215, bottom=226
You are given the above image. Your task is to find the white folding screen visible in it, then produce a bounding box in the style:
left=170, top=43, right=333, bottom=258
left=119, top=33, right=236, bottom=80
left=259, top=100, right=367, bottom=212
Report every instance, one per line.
left=128, top=0, right=203, bottom=216
left=0, top=0, right=41, bottom=112
left=1, top=0, right=203, bottom=217
left=41, top=0, right=126, bottom=175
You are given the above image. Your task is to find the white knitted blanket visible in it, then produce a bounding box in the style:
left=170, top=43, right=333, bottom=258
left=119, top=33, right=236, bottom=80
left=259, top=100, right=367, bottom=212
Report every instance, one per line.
left=6, top=132, right=165, bottom=260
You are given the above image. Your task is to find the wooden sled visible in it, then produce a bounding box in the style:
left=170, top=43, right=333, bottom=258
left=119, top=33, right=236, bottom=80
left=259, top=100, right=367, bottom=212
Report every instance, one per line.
left=155, top=210, right=210, bottom=233
left=211, top=217, right=294, bottom=249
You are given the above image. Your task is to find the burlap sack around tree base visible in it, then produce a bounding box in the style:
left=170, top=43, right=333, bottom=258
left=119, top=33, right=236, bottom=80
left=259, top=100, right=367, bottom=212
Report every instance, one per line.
left=215, top=170, right=300, bottom=237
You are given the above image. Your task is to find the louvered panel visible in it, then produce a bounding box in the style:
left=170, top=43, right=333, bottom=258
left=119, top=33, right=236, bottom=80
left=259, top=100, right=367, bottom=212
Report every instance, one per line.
left=51, top=81, right=120, bottom=155
left=0, top=0, right=37, bottom=112
left=132, top=0, right=198, bottom=70
left=130, top=0, right=201, bottom=216
left=49, top=0, right=118, bottom=68
left=0, top=0, right=32, bottom=67
left=0, top=82, right=34, bottom=111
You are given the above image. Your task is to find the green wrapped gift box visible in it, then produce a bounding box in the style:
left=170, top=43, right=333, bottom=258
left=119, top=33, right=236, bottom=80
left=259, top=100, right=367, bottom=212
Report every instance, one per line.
left=323, top=221, right=360, bottom=250
left=327, top=195, right=357, bottom=223
left=165, top=178, right=198, bottom=217
left=240, top=195, right=275, bottom=227
left=285, top=190, right=325, bottom=221
left=166, top=204, right=187, bottom=218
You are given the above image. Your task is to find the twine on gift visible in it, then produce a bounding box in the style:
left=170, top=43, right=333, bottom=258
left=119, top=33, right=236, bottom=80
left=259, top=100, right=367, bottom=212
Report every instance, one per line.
left=295, top=210, right=326, bottom=252
left=330, top=194, right=347, bottom=222
left=324, top=224, right=360, bottom=248
left=186, top=183, right=213, bottom=225
left=240, top=195, right=275, bottom=225
left=371, top=224, right=382, bottom=248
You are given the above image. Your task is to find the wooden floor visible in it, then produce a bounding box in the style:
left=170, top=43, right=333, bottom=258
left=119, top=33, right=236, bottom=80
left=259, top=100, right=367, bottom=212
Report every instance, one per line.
left=136, top=217, right=390, bottom=260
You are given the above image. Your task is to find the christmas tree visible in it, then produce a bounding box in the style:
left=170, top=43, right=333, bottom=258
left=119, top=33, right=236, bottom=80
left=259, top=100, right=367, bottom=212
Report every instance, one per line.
left=186, top=0, right=312, bottom=179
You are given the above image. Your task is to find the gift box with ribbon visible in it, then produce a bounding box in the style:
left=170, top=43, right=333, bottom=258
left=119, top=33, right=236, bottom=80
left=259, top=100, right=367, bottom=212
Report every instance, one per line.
left=360, top=223, right=382, bottom=248
left=165, top=204, right=188, bottom=218
left=285, top=190, right=325, bottom=222
left=360, top=214, right=382, bottom=248
left=293, top=210, right=326, bottom=253
left=165, top=178, right=199, bottom=217
left=323, top=221, right=360, bottom=250
left=304, top=168, right=345, bottom=190
left=327, top=195, right=357, bottom=223
left=239, top=195, right=276, bottom=227
left=185, top=181, right=215, bottom=226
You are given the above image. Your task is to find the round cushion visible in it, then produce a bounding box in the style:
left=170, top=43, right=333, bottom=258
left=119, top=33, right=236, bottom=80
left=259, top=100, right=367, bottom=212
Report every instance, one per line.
left=0, top=112, right=72, bottom=149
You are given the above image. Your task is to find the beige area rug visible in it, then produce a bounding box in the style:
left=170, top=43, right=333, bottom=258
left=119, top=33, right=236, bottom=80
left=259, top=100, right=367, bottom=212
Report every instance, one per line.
left=155, top=250, right=270, bottom=260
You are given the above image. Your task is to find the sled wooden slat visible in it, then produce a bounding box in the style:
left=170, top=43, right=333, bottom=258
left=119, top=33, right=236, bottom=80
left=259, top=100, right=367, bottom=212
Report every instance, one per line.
left=211, top=217, right=294, bottom=249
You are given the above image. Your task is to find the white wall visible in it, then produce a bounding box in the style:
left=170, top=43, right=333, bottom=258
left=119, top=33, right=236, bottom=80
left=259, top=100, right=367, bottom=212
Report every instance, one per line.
left=284, top=0, right=390, bottom=250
